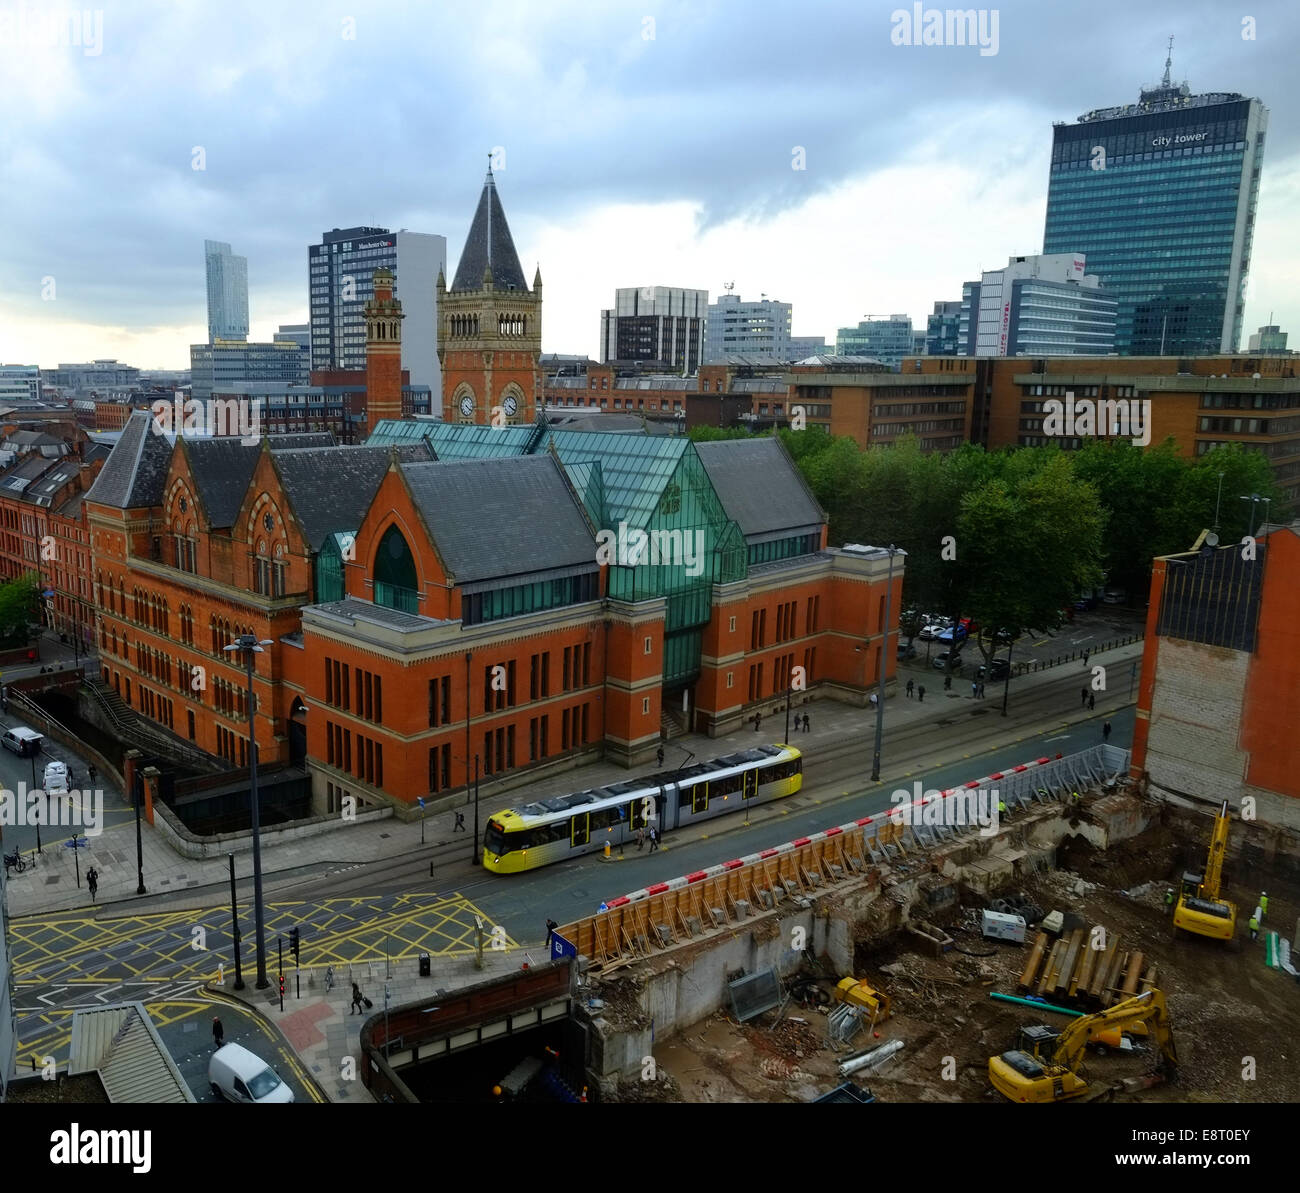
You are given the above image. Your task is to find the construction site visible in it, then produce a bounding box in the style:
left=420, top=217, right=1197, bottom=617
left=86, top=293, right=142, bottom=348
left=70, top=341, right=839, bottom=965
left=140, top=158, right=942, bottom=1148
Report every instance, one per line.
left=558, top=746, right=1300, bottom=1104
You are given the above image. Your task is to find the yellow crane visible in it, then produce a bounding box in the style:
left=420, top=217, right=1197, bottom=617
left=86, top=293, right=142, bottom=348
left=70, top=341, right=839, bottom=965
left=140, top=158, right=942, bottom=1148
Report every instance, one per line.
left=989, top=990, right=1177, bottom=1102
left=1173, top=799, right=1237, bottom=942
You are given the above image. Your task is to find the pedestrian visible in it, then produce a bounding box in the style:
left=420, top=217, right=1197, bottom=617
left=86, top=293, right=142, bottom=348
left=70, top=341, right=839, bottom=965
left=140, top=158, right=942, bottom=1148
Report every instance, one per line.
left=1248, top=913, right=1259, bottom=942
left=1081, top=687, right=1088, bottom=707
left=545, top=919, right=558, bottom=948
left=1083, top=649, right=1090, bottom=665
left=351, top=982, right=365, bottom=1015
left=943, top=674, right=952, bottom=691
left=802, top=713, right=810, bottom=732
left=1071, top=791, right=1081, bottom=808
left=87, top=763, right=97, bottom=786
left=998, top=799, right=1007, bottom=817
left=656, top=745, right=665, bottom=767
left=453, top=811, right=465, bottom=832
left=978, top=681, right=985, bottom=699
left=754, top=712, right=762, bottom=732
left=906, top=678, right=914, bottom=699
left=1164, top=888, right=1175, bottom=915
left=649, top=826, right=659, bottom=853
left=917, top=685, right=925, bottom=703
left=971, top=680, right=978, bottom=698
left=635, top=826, right=645, bottom=851
left=1259, top=891, right=1268, bottom=921
left=212, top=1016, right=224, bottom=1048
left=86, top=866, right=98, bottom=903
left=1103, top=720, right=1112, bottom=742
left=1088, top=691, right=1095, bottom=711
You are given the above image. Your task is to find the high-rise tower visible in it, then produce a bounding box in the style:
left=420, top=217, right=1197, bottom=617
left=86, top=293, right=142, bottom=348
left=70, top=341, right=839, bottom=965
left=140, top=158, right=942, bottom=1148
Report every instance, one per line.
left=204, top=240, right=249, bottom=342
left=364, top=268, right=404, bottom=435
left=1043, top=45, right=1267, bottom=355
left=437, top=167, right=541, bottom=425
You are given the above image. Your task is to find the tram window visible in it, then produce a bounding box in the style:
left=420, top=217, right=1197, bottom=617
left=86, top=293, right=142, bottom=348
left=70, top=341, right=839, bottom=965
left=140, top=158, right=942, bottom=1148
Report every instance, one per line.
left=590, top=806, right=623, bottom=831
left=761, top=760, right=798, bottom=783
left=484, top=822, right=508, bottom=854
left=534, top=821, right=568, bottom=845
left=712, top=773, right=742, bottom=797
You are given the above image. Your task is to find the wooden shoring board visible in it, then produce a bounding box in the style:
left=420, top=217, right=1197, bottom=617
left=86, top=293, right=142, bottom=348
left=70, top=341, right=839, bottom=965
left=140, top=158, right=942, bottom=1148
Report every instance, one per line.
left=1037, top=940, right=1064, bottom=995
left=1074, top=932, right=1100, bottom=997
left=1100, top=946, right=1126, bottom=1007
left=1057, top=929, right=1084, bottom=995
left=648, top=894, right=675, bottom=946
left=1089, top=939, right=1118, bottom=1000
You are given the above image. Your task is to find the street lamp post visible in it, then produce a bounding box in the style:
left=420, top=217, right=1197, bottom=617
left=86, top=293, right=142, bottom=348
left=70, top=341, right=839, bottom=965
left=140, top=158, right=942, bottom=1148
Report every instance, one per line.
left=472, top=754, right=481, bottom=866
left=228, top=852, right=244, bottom=991
left=870, top=546, right=897, bottom=783
left=1000, top=638, right=1013, bottom=717
left=30, top=751, right=40, bottom=854
left=133, top=771, right=146, bottom=895
left=224, top=633, right=272, bottom=989
left=784, top=674, right=792, bottom=743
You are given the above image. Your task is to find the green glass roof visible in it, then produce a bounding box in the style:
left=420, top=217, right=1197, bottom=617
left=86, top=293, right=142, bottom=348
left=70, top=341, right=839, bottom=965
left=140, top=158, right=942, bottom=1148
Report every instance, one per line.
left=546, top=430, right=689, bottom=529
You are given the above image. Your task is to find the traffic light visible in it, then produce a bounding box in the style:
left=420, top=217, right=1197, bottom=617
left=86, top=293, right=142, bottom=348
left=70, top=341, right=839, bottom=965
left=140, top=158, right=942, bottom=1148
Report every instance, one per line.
left=289, top=927, right=300, bottom=964
left=279, top=973, right=285, bottom=998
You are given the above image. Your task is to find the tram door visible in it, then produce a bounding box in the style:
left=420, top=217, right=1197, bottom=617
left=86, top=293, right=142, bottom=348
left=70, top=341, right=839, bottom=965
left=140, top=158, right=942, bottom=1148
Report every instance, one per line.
left=570, top=813, right=589, bottom=848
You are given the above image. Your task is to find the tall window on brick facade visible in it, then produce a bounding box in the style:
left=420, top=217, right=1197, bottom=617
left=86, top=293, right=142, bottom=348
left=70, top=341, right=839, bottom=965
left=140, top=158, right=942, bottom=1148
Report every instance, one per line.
left=429, top=675, right=450, bottom=727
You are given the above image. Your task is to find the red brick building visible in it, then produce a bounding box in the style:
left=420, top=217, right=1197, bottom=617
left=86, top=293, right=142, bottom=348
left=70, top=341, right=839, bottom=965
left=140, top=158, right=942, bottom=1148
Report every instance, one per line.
left=1130, top=521, right=1300, bottom=830
left=82, top=168, right=904, bottom=821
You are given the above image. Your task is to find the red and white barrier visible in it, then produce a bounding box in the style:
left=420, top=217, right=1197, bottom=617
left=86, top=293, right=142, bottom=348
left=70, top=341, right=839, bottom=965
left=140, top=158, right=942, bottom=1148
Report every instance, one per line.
left=603, top=753, right=1064, bottom=906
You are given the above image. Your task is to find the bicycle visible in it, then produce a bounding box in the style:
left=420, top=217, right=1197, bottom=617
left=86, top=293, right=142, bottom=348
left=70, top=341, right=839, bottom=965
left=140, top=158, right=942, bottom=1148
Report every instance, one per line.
left=3, top=848, right=33, bottom=874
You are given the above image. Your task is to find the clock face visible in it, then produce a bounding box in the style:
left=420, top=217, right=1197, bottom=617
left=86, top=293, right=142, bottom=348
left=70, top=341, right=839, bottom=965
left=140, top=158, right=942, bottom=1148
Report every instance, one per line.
left=504, top=395, right=518, bottom=416
left=460, top=395, right=474, bottom=417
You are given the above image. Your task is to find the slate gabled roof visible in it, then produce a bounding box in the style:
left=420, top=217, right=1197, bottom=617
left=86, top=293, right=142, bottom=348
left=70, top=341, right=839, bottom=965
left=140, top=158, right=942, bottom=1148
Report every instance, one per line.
left=273, top=443, right=434, bottom=551
left=450, top=169, right=529, bottom=293
left=183, top=438, right=261, bottom=528
left=695, top=438, right=825, bottom=541
left=85, top=411, right=174, bottom=509
left=400, top=455, right=595, bottom=583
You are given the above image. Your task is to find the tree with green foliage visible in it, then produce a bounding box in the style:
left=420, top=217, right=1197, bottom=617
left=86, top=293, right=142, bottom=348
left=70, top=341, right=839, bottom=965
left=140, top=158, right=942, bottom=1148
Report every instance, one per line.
left=0, top=573, right=40, bottom=646
left=951, top=453, right=1107, bottom=672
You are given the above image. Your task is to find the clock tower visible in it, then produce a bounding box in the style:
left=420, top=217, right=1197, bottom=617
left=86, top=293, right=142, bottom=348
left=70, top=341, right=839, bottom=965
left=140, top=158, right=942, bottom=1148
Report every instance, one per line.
left=438, top=165, right=541, bottom=425
left=364, top=267, right=404, bottom=436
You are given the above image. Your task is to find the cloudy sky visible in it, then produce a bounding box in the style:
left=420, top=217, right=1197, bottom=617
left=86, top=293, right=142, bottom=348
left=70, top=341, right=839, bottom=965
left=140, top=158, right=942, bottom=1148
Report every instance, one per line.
left=2, top=0, right=1298, bottom=369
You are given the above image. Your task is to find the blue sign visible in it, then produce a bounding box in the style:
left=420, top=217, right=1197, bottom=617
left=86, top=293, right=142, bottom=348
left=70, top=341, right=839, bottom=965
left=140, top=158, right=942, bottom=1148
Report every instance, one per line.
left=417, top=797, right=425, bottom=809
left=550, top=932, right=577, bottom=961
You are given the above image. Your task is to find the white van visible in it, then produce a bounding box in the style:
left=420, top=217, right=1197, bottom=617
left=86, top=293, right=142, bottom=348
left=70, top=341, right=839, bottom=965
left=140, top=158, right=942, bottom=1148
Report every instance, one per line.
left=208, top=1043, right=295, bottom=1103
left=1, top=727, right=43, bottom=757
left=43, top=760, right=69, bottom=796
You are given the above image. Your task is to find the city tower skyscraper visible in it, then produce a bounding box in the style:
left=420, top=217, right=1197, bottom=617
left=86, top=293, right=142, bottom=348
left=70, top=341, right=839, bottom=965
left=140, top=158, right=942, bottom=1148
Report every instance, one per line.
left=204, top=239, right=249, bottom=342
left=1043, top=45, right=1266, bottom=355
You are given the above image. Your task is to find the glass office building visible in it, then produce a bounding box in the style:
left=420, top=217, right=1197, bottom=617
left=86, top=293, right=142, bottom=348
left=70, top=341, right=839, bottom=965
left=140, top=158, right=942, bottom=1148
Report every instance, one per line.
left=1043, top=65, right=1267, bottom=356
left=835, top=315, right=914, bottom=369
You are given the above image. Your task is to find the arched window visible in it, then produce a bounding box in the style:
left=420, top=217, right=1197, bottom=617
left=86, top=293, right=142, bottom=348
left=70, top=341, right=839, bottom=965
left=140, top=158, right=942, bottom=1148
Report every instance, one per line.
left=374, top=525, right=418, bottom=613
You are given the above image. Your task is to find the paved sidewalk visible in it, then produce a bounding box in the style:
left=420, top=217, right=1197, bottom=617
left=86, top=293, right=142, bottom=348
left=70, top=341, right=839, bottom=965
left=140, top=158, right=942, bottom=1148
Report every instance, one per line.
left=2, top=638, right=1144, bottom=921
left=209, top=947, right=545, bottom=1103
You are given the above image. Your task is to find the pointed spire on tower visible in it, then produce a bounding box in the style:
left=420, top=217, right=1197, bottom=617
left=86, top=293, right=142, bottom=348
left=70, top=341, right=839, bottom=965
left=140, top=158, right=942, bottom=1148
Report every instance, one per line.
left=450, top=164, right=528, bottom=293
left=1162, top=35, right=1173, bottom=88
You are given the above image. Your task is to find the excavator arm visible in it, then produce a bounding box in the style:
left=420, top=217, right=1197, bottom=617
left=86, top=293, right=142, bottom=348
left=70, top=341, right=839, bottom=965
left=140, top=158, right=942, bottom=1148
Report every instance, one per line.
left=1052, top=990, right=1177, bottom=1075
left=1201, top=800, right=1231, bottom=901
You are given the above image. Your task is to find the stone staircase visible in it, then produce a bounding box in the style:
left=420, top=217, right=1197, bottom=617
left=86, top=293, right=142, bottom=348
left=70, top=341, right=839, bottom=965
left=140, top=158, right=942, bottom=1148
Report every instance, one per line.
left=83, top=677, right=217, bottom=770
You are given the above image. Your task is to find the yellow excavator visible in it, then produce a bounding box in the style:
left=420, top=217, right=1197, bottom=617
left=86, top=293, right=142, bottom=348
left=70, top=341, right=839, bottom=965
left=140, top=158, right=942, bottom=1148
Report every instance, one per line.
left=989, top=989, right=1177, bottom=1102
left=1173, top=799, right=1237, bottom=942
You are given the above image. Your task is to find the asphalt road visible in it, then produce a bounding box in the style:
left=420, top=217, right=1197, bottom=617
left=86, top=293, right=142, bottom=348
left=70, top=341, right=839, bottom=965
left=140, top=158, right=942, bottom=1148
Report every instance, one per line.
left=273, top=664, right=1137, bottom=940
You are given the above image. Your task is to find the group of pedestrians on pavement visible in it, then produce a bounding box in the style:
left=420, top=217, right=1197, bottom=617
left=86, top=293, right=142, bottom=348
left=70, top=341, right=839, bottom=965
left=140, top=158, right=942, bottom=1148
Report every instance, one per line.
left=903, top=678, right=927, bottom=702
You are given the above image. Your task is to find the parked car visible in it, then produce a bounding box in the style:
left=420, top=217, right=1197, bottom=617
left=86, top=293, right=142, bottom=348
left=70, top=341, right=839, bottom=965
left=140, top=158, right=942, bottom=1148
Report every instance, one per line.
left=918, top=623, right=947, bottom=640
left=43, top=760, right=69, bottom=796
left=977, top=658, right=1011, bottom=682
left=209, top=1043, right=294, bottom=1104
left=933, top=650, right=963, bottom=672
left=897, top=642, right=917, bottom=660
left=937, top=624, right=968, bottom=645
left=1102, top=589, right=1127, bottom=605
left=1073, top=595, right=1098, bottom=611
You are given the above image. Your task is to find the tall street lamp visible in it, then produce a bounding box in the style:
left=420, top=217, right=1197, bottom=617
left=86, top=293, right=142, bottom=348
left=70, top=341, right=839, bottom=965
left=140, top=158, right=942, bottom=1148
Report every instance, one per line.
left=224, top=633, right=272, bottom=989
left=870, top=545, right=899, bottom=783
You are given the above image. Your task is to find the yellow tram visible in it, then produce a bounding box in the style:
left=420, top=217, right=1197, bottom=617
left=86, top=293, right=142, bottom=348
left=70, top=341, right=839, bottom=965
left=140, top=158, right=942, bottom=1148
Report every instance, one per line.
left=482, top=743, right=802, bottom=874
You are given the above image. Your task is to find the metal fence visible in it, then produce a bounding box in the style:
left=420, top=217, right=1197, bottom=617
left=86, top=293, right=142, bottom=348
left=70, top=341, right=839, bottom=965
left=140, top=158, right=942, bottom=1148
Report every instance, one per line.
left=1021, top=633, right=1144, bottom=675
